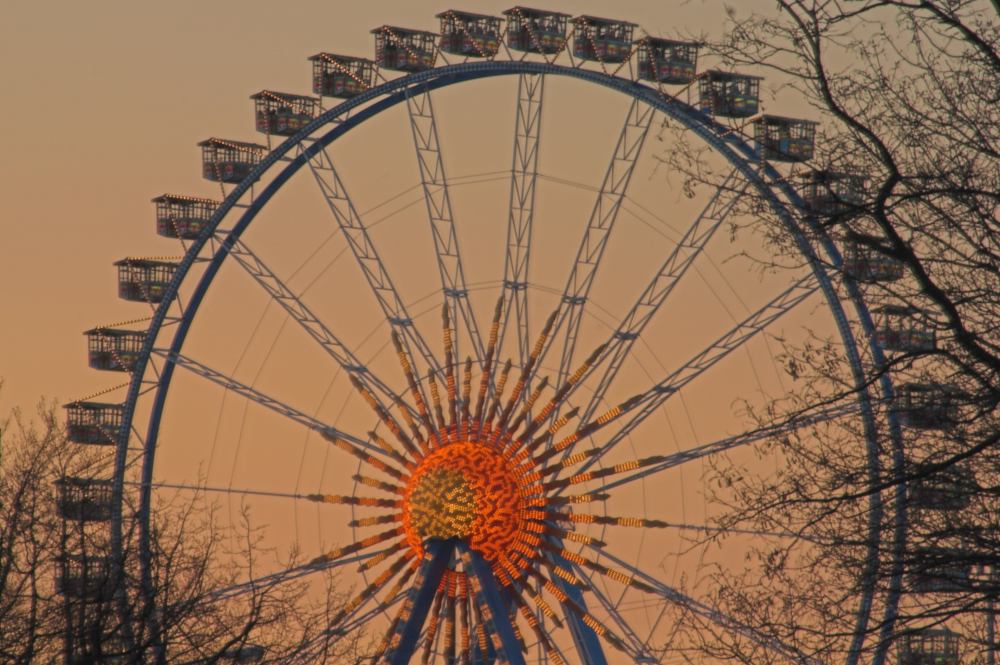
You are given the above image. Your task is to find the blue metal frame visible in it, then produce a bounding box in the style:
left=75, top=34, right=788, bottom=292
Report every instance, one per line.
left=387, top=540, right=454, bottom=665
left=463, top=546, right=528, bottom=665
left=497, top=73, right=545, bottom=371
left=545, top=97, right=655, bottom=405
left=303, top=143, right=444, bottom=384
left=573, top=169, right=747, bottom=430
left=404, top=86, right=486, bottom=366
left=110, top=59, right=903, bottom=665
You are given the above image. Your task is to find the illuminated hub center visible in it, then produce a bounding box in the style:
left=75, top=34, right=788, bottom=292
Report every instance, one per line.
left=403, top=441, right=527, bottom=562
left=313, top=301, right=666, bottom=660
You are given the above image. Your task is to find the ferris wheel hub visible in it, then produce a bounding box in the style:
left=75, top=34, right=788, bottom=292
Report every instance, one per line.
left=402, top=440, right=536, bottom=565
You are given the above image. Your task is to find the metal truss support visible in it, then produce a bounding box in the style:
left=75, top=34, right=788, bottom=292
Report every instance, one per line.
left=578, top=169, right=747, bottom=426
left=568, top=275, right=819, bottom=480
left=154, top=350, right=379, bottom=456
left=220, top=235, right=411, bottom=417
left=303, top=144, right=442, bottom=380
left=462, top=545, right=528, bottom=665
left=386, top=540, right=454, bottom=665
left=405, top=85, right=485, bottom=364
left=546, top=98, right=655, bottom=393
left=497, top=73, right=545, bottom=368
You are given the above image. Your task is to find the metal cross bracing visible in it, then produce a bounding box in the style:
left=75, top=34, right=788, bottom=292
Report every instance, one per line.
left=497, top=74, right=546, bottom=644
left=218, top=234, right=415, bottom=419
left=546, top=97, right=655, bottom=401
left=556, top=273, right=820, bottom=488
left=497, top=73, right=545, bottom=369
left=574, top=169, right=749, bottom=430
left=150, top=349, right=385, bottom=457
left=301, top=143, right=443, bottom=387
left=404, top=85, right=486, bottom=365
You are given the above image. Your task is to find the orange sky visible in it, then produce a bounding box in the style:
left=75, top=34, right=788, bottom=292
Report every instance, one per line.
left=0, top=2, right=849, bottom=661
left=0, top=0, right=803, bottom=413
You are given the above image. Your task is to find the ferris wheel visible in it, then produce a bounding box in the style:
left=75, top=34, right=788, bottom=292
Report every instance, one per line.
left=59, top=7, right=931, bottom=664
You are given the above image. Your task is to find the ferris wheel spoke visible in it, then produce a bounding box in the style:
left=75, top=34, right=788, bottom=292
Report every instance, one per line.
left=576, top=169, right=750, bottom=427
left=140, top=480, right=307, bottom=501
left=405, top=86, right=486, bottom=365
left=583, top=544, right=825, bottom=665
left=154, top=349, right=381, bottom=457
left=302, top=144, right=443, bottom=385
left=543, top=98, right=656, bottom=395
left=618, top=519, right=828, bottom=544
left=197, top=549, right=385, bottom=605
left=218, top=234, right=411, bottom=417
left=563, top=274, right=820, bottom=483
left=590, top=400, right=860, bottom=496
left=497, top=72, right=545, bottom=369
left=571, top=566, right=659, bottom=661
left=293, top=590, right=408, bottom=665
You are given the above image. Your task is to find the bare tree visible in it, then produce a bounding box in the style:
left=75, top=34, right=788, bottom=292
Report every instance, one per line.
left=0, top=398, right=66, bottom=663
left=653, top=2, right=1000, bottom=664
left=0, top=394, right=363, bottom=664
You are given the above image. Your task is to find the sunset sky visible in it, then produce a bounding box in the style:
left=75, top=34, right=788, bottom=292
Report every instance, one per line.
left=0, top=0, right=796, bottom=415
left=1, top=2, right=843, bottom=661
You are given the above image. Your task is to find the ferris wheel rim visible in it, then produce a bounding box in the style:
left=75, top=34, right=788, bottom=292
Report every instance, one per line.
left=106, top=58, right=903, bottom=664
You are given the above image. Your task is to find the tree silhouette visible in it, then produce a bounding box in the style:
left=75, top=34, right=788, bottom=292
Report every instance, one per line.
left=0, top=396, right=363, bottom=664
left=655, top=2, right=1000, bottom=664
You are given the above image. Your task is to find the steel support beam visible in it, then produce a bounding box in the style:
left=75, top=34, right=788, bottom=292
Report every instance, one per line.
left=153, top=349, right=379, bottom=456
left=547, top=98, right=655, bottom=391
left=405, top=85, right=485, bottom=365
left=577, top=169, right=747, bottom=427
left=387, top=540, right=454, bottom=665
left=220, top=234, right=412, bottom=417
left=497, top=73, right=545, bottom=369
left=595, top=400, right=861, bottom=495
left=303, top=144, right=442, bottom=381
left=462, top=545, right=527, bottom=665
left=583, top=543, right=823, bottom=665
left=568, top=564, right=656, bottom=661
left=547, top=550, right=609, bottom=665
